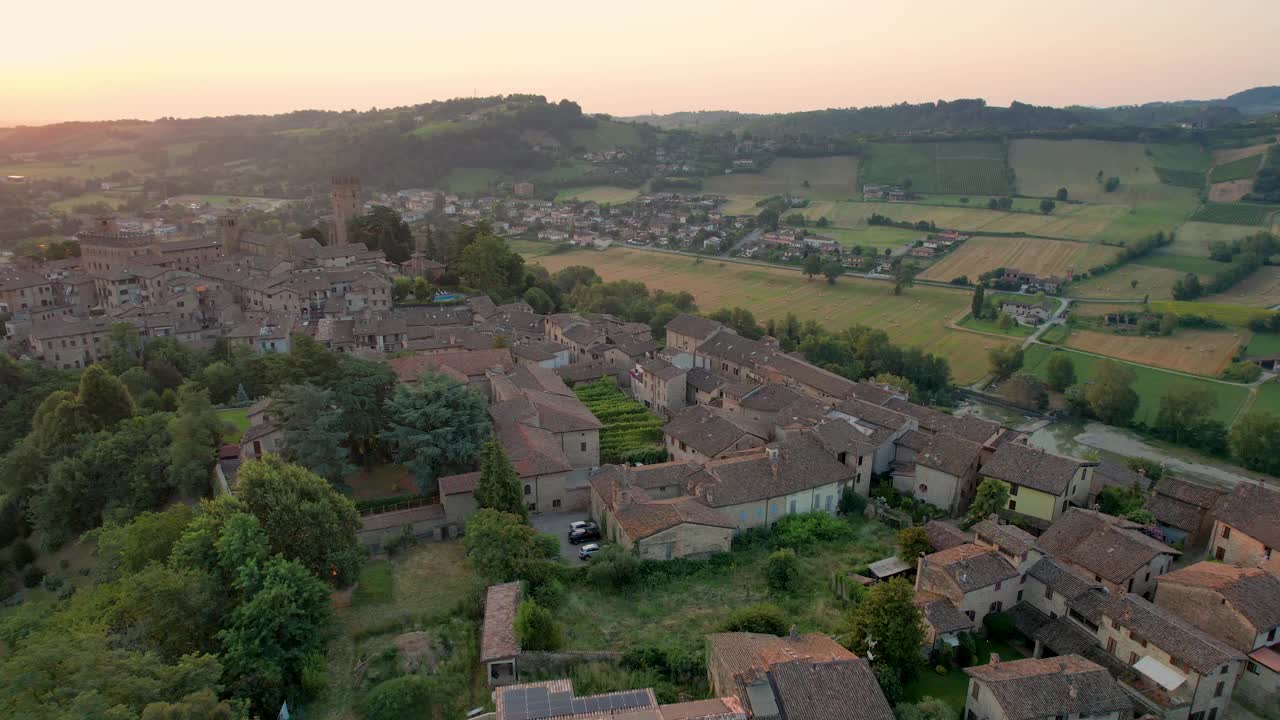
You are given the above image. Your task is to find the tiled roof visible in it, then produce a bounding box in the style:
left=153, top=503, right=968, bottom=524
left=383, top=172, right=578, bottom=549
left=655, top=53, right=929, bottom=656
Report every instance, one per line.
left=764, top=354, right=856, bottom=399
left=665, top=313, right=725, bottom=340
left=1092, top=460, right=1151, bottom=493
left=589, top=462, right=703, bottom=499
left=1159, top=562, right=1280, bottom=632
left=916, top=433, right=983, bottom=479
left=769, top=658, right=892, bottom=720
left=686, top=367, right=726, bottom=393
left=895, top=429, right=930, bottom=452
left=922, top=543, right=1019, bottom=592
left=1026, top=556, right=1101, bottom=601
left=810, top=418, right=879, bottom=457
left=664, top=406, right=760, bottom=458
left=964, top=655, right=1133, bottom=720
left=706, top=632, right=854, bottom=684
left=1146, top=477, right=1223, bottom=531
left=1036, top=509, right=1178, bottom=585
left=915, top=591, right=977, bottom=635
left=738, top=384, right=805, bottom=412
left=1212, top=482, right=1280, bottom=549
left=833, top=398, right=914, bottom=433
left=613, top=496, right=736, bottom=541
left=639, top=357, right=686, bottom=382
left=688, top=435, right=854, bottom=508
left=972, top=519, right=1035, bottom=557
left=1099, top=593, right=1244, bottom=674
left=656, top=697, right=746, bottom=720
left=480, top=581, right=522, bottom=661
left=697, top=329, right=775, bottom=367
left=922, top=520, right=971, bottom=552
left=440, top=471, right=480, bottom=496
left=983, top=442, right=1093, bottom=496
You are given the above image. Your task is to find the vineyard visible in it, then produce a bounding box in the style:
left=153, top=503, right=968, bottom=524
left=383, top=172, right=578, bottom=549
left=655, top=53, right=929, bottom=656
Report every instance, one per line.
left=1190, top=202, right=1279, bottom=226
left=573, top=378, right=667, bottom=464
left=1209, top=154, right=1264, bottom=183
left=1154, top=166, right=1204, bottom=189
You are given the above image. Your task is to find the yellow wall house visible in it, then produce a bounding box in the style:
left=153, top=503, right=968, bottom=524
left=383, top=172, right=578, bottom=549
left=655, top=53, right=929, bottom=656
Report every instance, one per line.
left=979, top=442, right=1095, bottom=526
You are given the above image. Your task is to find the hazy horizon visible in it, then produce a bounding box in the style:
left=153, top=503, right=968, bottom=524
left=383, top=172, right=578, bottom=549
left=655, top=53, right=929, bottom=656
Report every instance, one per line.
left=5, top=0, right=1278, bottom=127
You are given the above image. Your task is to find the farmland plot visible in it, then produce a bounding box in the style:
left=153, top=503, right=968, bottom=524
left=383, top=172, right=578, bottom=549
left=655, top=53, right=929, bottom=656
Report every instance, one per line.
left=1010, top=140, right=1158, bottom=202
left=1190, top=203, right=1279, bottom=227
left=918, top=236, right=1117, bottom=283
left=705, top=156, right=860, bottom=200
left=1065, top=329, right=1245, bottom=377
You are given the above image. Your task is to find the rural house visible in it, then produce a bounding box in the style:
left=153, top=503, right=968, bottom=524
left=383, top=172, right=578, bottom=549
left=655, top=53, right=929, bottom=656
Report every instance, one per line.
left=588, top=462, right=736, bottom=560
left=631, top=356, right=688, bottom=418
left=1032, top=508, right=1179, bottom=599
left=1144, top=476, right=1224, bottom=550
left=980, top=442, right=1096, bottom=526
left=963, top=655, right=1133, bottom=720
left=1206, top=482, right=1280, bottom=574
left=481, top=582, right=522, bottom=687
left=664, top=405, right=765, bottom=464
left=914, top=542, right=1021, bottom=628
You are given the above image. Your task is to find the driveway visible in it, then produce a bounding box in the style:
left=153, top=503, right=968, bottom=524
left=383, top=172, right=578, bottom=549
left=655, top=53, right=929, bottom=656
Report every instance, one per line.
left=531, top=509, right=591, bottom=562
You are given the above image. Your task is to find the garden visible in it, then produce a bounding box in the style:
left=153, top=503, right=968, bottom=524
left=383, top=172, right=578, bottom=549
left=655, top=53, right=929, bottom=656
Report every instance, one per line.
left=573, top=378, right=667, bottom=463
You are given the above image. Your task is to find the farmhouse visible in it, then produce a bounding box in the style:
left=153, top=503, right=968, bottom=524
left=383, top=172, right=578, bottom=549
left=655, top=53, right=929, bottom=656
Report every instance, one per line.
left=1000, top=300, right=1053, bottom=325
left=963, top=655, right=1132, bottom=720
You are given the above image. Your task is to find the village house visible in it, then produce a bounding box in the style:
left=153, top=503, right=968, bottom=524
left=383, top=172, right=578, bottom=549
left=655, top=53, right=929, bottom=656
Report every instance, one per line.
left=663, top=405, right=765, bottom=464
left=239, top=398, right=283, bottom=461
left=1206, top=482, right=1280, bottom=574
left=980, top=442, right=1096, bottom=527
left=1154, top=562, right=1280, bottom=715
left=892, top=432, right=985, bottom=516
left=481, top=581, right=522, bottom=687
left=387, top=348, right=515, bottom=398
left=963, top=654, right=1133, bottom=720
left=631, top=357, right=688, bottom=418
left=1000, top=300, right=1053, bottom=325
left=588, top=462, right=736, bottom=560
left=491, top=678, right=746, bottom=720
left=914, top=542, right=1021, bottom=629
left=1032, top=508, right=1179, bottom=599
left=1144, top=476, right=1224, bottom=551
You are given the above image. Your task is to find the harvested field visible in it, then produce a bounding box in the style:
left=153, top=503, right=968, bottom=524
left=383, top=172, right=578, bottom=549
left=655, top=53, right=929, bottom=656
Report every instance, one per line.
left=804, top=201, right=1008, bottom=231
left=1202, top=265, right=1280, bottom=307
left=1212, top=143, right=1274, bottom=166
left=526, top=246, right=1012, bottom=383
left=1068, top=264, right=1186, bottom=300
left=705, top=156, right=860, bottom=200
left=1164, top=222, right=1261, bottom=257
left=719, top=195, right=766, bottom=215
left=976, top=204, right=1127, bottom=240
left=917, top=236, right=1117, bottom=283
left=1065, top=328, right=1245, bottom=376
left=1010, top=140, right=1158, bottom=202
left=1209, top=180, right=1255, bottom=203
left=554, top=186, right=641, bottom=204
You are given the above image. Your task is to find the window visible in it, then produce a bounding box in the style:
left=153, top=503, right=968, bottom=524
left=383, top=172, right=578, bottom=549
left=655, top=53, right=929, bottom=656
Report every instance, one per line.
left=524, top=484, right=532, bottom=495
left=1248, top=661, right=1260, bottom=675
left=527, top=503, right=536, bottom=511
left=1017, top=590, right=1023, bottom=602
left=1106, top=637, right=1117, bottom=653
left=967, top=712, right=976, bottom=720
left=1216, top=547, right=1226, bottom=561
left=552, top=499, right=561, bottom=508
left=994, top=581, right=1003, bottom=591
left=1129, top=652, right=1138, bottom=666
left=838, top=451, right=847, bottom=464
left=1222, top=525, right=1231, bottom=539
left=1008, top=500, right=1017, bottom=511
left=1145, top=572, right=1151, bottom=582
left=788, top=500, right=796, bottom=514
left=740, top=511, right=747, bottom=523
left=1269, top=628, right=1276, bottom=642
left=1208, top=709, right=1217, bottom=720
left=1221, top=666, right=1228, bottom=675
left=1008, top=484, right=1019, bottom=496
left=1214, top=681, right=1225, bottom=698
left=1267, top=546, right=1273, bottom=561
left=990, top=601, right=1003, bottom=612
left=966, top=610, right=976, bottom=621
left=918, top=484, right=928, bottom=493
left=1020, top=574, right=1027, bottom=585
left=757, top=508, right=763, bottom=519
left=1045, top=585, right=1054, bottom=599
left=580, top=442, right=587, bottom=452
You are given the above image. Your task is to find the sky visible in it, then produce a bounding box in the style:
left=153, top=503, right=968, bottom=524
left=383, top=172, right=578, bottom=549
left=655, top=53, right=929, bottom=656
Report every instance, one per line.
left=4, top=0, right=1278, bottom=127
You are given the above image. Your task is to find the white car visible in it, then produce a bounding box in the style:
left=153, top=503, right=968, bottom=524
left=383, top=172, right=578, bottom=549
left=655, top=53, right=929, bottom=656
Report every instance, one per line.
left=578, top=543, right=602, bottom=561
left=569, top=520, right=592, bottom=532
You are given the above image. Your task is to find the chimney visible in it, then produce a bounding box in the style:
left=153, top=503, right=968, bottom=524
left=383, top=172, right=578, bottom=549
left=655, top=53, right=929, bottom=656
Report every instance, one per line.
left=766, top=446, right=780, bottom=462
left=789, top=625, right=799, bottom=640
left=989, top=653, right=1000, bottom=665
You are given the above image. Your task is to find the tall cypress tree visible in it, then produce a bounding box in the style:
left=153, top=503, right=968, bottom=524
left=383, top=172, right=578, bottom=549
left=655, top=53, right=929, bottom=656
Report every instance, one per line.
left=474, top=437, right=526, bottom=521
left=971, top=284, right=985, bottom=319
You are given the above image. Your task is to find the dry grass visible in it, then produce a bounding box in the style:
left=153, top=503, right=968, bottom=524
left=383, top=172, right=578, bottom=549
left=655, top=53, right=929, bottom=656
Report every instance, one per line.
left=1202, top=265, right=1280, bottom=307
left=1212, top=143, right=1274, bottom=165
left=1067, top=264, right=1187, bottom=300
left=1209, top=180, right=1255, bottom=203
left=1064, top=328, right=1246, bottom=376
left=918, top=236, right=1117, bottom=282
left=704, top=156, right=861, bottom=200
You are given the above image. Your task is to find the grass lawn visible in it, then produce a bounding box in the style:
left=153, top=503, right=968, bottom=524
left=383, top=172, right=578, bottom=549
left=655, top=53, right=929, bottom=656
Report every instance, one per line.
left=819, top=226, right=922, bottom=252
left=1021, top=345, right=1249, bottom=425
left=958, top=314, right=1035, bottom=338
left=537, top=161, right=595, bottom=184
left=704, top=156, right=861, bottom=201
left=507, top=238, right=560, bottom=258
left=216, top=407, right=249, bottom=443
left=524, top=245, right=1015, bottom=384
left=1010, top=139, right=1159, bottom=203
left=1248, top=380, right=1280, bottom=416
left=901, top=638, right=1026, bottom=712
left=568, top=121, right=647, bottom=152
left=556, top=517, right=896, bottom=651
left=0, top=153, right=153, bottom=180
left=1162, top=222, right=1261, bottom=257
left=1148, top=300, right=1276, bottom=328
left=49, top=191, right=135, bottom=213
left=1210, top=154, right=1265, bottom=183
left=353, top=560, right=395, bottom=604
left=1245, top=333, right=1280, bottom=356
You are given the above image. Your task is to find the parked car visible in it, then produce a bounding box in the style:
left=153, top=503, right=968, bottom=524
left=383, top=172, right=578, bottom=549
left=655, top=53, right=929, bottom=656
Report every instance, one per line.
left=578, top=543, right=602, bottom=561
left=568, top=520, right=596, bottom=533
left=569, top=525, right=601, bottom=545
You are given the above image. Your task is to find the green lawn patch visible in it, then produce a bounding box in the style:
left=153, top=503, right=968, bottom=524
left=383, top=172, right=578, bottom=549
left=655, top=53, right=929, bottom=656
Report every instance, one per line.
left=1249, top=380, right=1280, bottom=416
left=1021, top=345, right=1249, bottom=425
left=1148, top=300, right=1276, bottom=328
left=1133, top=254, right=1226, bottom=276
left=216, top=408, right=249, bottom=443
left=1245, top=333, right=1280, bottom=356
left=1148, top=143, right=1212, bottom=172
left=902, top=639, right=1026, bottom=713
left=958, top=314, right=1035, bottom=338
left=353, top=560, right=394, bottom=605
left=1210, top=154, right=1265, bottom=183
left=569, top=121, right=646, bottom=152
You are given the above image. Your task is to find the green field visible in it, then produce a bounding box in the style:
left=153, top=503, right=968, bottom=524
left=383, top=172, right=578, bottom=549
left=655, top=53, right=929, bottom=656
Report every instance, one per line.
left=49, top=191, right=136, bottom=213
left=1010, top=139, right=1159, bottom=203
left=1210, top=154, right=1265, bottom=183
left=554, top=186, right=642, bottom=204
left=958, top=313, right=1035, bottom=337
left=802, top=198, right=1129, bottom=243
left=1245, top=333, right=1280, bottom=357
left=568, top=120, right=647, bottom=151
left=818, top=226, right=922, bottom=252
left=1249, top=381, right=1280, bottom=416
left=1154, top=167, right=1205, bottom=189
left=527, top=245, right=1015, bottom=384
left=1149, top=300, right=1277, bottom=328
left=0, top=153, right=154, bottom=180
left=861, top=142, right=1008, bottom=196
left=537, top=161, right=595, bottom=184
left=1148, top=143, right=1213, bottom=173
left=705, top=156, right=860, bottom=200
left=1163, top=222, right=1262, bottom=257
left=443, top=167, right=502, bottom=195
left=1022, top=345, right=1249, bottom=425
left=1190, top=203, right=1279, bottom=227
left=1092, top=185, right=1200, bottom=246
left=1131, top=253, right=1225, bottom=276
left=412, top=119, right=478, bottom=138
left=216, top=407, right=250, bottom=443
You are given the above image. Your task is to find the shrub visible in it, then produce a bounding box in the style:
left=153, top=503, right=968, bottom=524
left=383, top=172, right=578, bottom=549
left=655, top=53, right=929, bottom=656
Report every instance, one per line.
left=764, top=549, right=801, bottom=594
left=587, top=545, right=641, bottom=589
left=956, top=632, right=977, bottom=667
left=360, top=675, right=438, bottom=720
left=838, top=487, right=866, bottom=516
left=983, top=611, right=1014, bottom=642
left=1222, top=361, right=1262, bottom=383
left=935, top=664, right=948, bottom=675
left=531, top=578, right=567, bottom=608
left=515, top=601, right=563, bottom=651
left=769, top=512, right=854, bottom=552
left=40, top=574, right=64, bottom=593
left=8, top=540, right=36, bottom=569
left=383, top=524, right=418, bottom=557
left=720, top=602, right=788, bottom=635
left=21, top=565, right=45, bottom=589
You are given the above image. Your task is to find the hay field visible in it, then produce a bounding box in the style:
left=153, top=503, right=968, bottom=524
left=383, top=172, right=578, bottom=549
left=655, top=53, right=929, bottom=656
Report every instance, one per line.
left=1164, top=222, right=1260, bottom=257
left=1202, top=265, right=1280, bottom=307
left=526, top=246, right=1012, bottom=383
left=1065, top=328, right=1245, bottom=376
left=802, top=201, right=1007, bottom=231
left=976, top=204, right=1127, bottom=240
left=555, top=186, right=641, bottom=204
left=804, top=199, right=1132, bottom=242
left=1010, top=140, right=1158, bottom=202
left=1068, top=264, right=1186, bottom=300
left=704, top=156, right=860, bottom=200
left=918, top=236, right=1117, bottom=282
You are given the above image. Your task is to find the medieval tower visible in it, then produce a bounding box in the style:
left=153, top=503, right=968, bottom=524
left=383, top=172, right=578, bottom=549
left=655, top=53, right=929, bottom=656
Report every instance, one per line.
left=216, top=215, right=242, bottom=255
left=331, top=176, right=363, bottom=245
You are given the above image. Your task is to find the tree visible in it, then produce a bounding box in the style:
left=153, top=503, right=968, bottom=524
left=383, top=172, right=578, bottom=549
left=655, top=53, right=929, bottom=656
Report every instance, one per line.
left=78, top=364, right=135, bottom=430
left=1097, top=485, right=1146, bottom=517
left=967, top=478, right=1010, bottom=524
left=757, top=208, right=779, bottom=232
left=823, top=260, right=845, bottom=285
left=413, top=276, right=432, bottom=303
left=1087, top=360, right=1139, bottom=426
left=872, top=373, right=918, bottom=402
left=1105, top=176, right=1121, bottom=192
left=765, top=548, right=801, bottom=594
left=970, top=285, right=985, bottom=319
left=272, top=385, right=354, bottom=482
left=381, top=371, right=490, bottom=493
left=803, top=253, right=822, bottom=280
left=348, top=205, right=413, bottom=263
left=361, top=676, right=443, bottom=720
left=169, top=384, right=227, bottom=496
left=523, top=286, right=554, bottom=314
left=1230, top=412, right=1280, bottom=474
left=199, top=361, right=239, bottom=404
left=515, top=601, right=563, bottom=650
left=1039, top=199, right=1056, bottom=214
left=1056, top=187, right=1069, bottom=201
left=464, top=509, right=559, bottom=582
left=233, top=456, right=364, bottom=585
left=721, top=602, right=788, bottom=635
left=1153, top=384, right=1215, bottom=445
left=896, top=697, right=956, bottom=720
left=897, top=526, right=931, bottom=562
left=1003, top=372, right=1048, bottom=410
left=1172, top=273, right=1203, bottom=300
left=987, top=346, right=1023, bottom=381
left=455, top=234, right=526, bottom=295
left=330, top=358, right=398, bottom=464
left=1045, top=354, right=1076, bottom=392
left=475, top=438, right=525, bottom=520
left=140, top=688, right=245, bottom=720
left=890, top=262, right=914, bottom=294
left=845, top=578, right=924, bottom=681
left=708, top=307, right=765, bottom=340
left=103, top=322, right=142, bottom=373
left=392, top=275, right=413, bottom=302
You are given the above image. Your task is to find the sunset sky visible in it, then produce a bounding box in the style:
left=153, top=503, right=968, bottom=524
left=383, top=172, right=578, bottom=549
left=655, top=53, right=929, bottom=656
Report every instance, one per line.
left=5, top=0, right=1278, bottom=127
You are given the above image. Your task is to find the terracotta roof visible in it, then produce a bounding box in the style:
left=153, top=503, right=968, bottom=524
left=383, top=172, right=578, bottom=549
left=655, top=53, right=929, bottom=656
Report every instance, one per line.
left=738, top=384, right=806, bottom=412
left=640, top=357, right=686, bottom=381
left=495, top=679, right=659, bottom=720
left=764, top=354, right=856, bottom=399
left=1158, top=562, right=1280, bottom=632
left=697, top=329, right=775, bottom=367
left=388, top=348, right=514, bottom=382
left=1026, top=556, right=1101, bottom=601
left=706, top=632, right=854, bottom=684
left=512, top=340, right=568, bottom=362
left=769, top=658, right=892, bottom=720
left=922, top=520, right=971, bottom=551
left=688, top=435, right=854, bottom=508
left=655, top=698, right=746, bottom=720
left=1092, top=460, right=1150, bottom=494
left=845, top=381, right=905, bottom=406
left=613, top=495, right=736, bottom=541
left=895, top=429, right=930, bottom=452
left=916, top=433, right=983, bottom=479
left=972, top=519, right=1035, bottom=557
left=964, top=655, right=1133, bottom=720
left=1036, top=509, right=1178, bottom=585
left=983, top=442, right=1094, bottom=496
left=1212, top=482, right=1280, bottom=549
left=440, top=471, right=480, bottom=496
left=811, top=417, right=879, bottom=457
left=480, top=581, right=522, bottom=662
left=1099, top=593, right=1244, bottom=674
left=923, top=543, right=1019, bottom=592
left=1145, top=478, right=1219, bottom=533
left=664, top=406, right=761, bottom=458
left=915, top=591, right=978, bottom=635
left=665, top=313, right=725, bottom=340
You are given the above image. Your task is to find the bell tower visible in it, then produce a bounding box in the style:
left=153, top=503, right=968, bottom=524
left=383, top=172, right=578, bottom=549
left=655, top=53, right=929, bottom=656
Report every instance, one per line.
left=331, top=176, right=363, bottom=245
left=217, top=215, right=242, bottom=255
